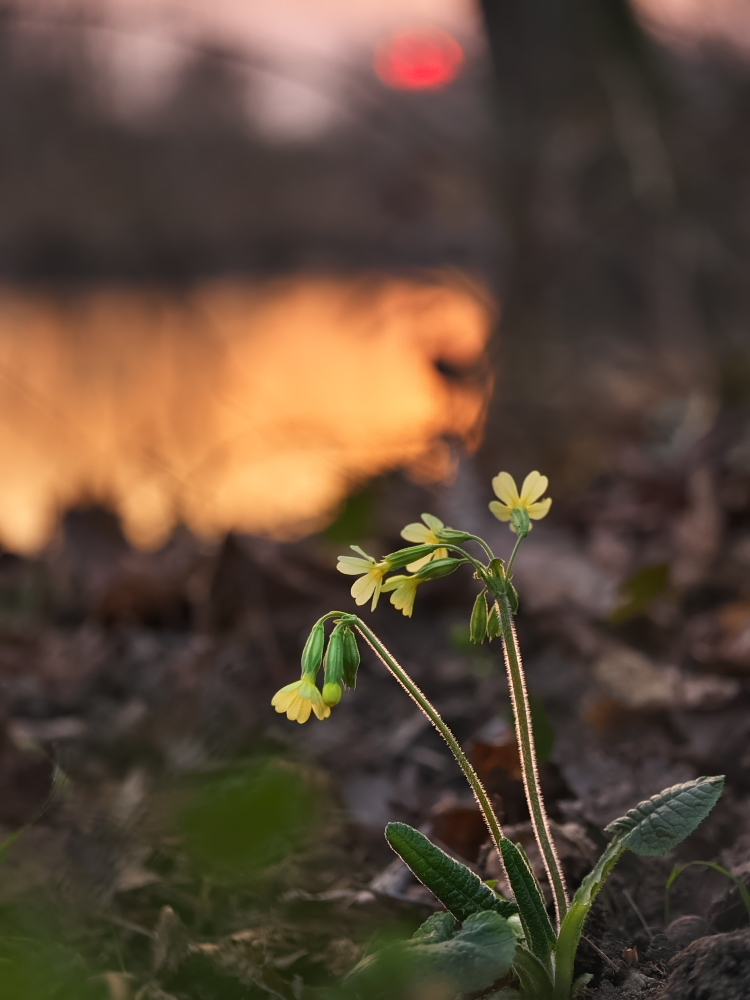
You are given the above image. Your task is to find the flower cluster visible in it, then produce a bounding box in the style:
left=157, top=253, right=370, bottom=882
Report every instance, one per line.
left=271, top=471, right=552, bottom=721
left=271, top=617, right=361, bottom=724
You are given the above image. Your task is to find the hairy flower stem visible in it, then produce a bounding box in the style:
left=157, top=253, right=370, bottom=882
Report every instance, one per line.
left=353, top=618, right=507, bottom=868
left=497, top=593, right=569, bottom=926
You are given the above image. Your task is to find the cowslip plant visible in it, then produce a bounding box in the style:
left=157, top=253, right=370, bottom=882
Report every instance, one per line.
left=272, top=471, right=725, bottom=999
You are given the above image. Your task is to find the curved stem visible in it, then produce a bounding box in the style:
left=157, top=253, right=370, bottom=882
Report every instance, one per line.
left=497, top=594, right=569, bottom=926
left=441, top=543, right=488, bottom=576
left=506, top=534, right=524, bottom=577
left=352, top=618, right=507, bottom=866
left=463, top=533, right=498, bottom=563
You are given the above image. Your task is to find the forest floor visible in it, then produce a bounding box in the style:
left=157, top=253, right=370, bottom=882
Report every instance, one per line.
left=0, top=400, right=749, bottom=1000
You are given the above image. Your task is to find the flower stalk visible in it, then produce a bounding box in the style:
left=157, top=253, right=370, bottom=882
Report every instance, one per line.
left=352, top=617, right=507, bottom=862
left=495, top=591, right=569, bottom=925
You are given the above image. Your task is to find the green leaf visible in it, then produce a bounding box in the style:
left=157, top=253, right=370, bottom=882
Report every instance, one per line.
left=604, top=775, right=725, bottom=857
left=555, top=777, right=724, bottom=999
left=512, top=943, right=555, bottom=999
left=499, top=838, right=556, bottom=960
left=345, top=911, right=517, bottom=998
left=411, top=912, right=456, bottom=943
left=385, top=823, right=518, bottom=921
left=554, top=839, right=626, bottom=1000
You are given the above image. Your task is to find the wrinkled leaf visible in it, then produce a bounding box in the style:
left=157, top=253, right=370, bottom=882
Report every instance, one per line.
left=604, top=775, right=725, bottom=856
left=499, top=838, right=556, bottom=960
left=385, top=822, right=518, bottom=921
left=344, top=911, right=517, bottom=998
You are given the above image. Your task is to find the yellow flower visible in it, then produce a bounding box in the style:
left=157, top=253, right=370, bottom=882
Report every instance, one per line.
left=336, top=546, right=391, bottom=610
left=382, top=574, right=421, bottom=617
left=489, top=471, right=552, bottom=528
left=400, top=513, right=449, bottom=571
left=271, top=677, right=331, bottom=724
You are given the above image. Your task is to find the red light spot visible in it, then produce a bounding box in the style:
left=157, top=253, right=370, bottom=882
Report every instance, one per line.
left=375, top=29, right=464, bottom=91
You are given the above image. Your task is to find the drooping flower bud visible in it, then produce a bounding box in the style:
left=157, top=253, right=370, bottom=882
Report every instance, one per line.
left=301, top=619, right=326, bottom=679
left=384, top=544, right=438, bottom=571
left=322, top=682, right=343, bottom=706
left=341, top=626, right=361, bottom=689
left=324, top=627, right=345, bottom=689
left=436, top=528, right=473, bottom=543
left=470, top=591, right=488, bottom=644
left=415, top=557, right=463, bottom=581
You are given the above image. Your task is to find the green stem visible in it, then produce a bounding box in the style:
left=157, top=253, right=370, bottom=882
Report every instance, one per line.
left=463, top=533, right=498, bottom=563
left=352, top=618, right=507, bottom=864
left=496, top=594, right=569, bottom=927
left=506, top=534, right=524, bottom=577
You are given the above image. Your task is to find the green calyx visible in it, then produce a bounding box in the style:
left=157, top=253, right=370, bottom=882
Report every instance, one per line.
left=470, top=591, right=489, bottom=643
left=301, top=619, right=326, bottom=679
left=511, top=508, right=531, bottom=537
left=385, top=544, right=440, bottom=570
left=341, top=626, right=360, bottom=689
left=415, top=557, right=463, bottom=581
left=323, top=628, right=345, bottom=689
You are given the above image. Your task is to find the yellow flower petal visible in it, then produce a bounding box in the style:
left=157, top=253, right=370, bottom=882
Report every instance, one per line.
left=292, top=698, right=312, bottom=724
left=272, top=690, right=295, bottom=713
left=271, top=678, right=332, bottom=724
left=492, top=471, right=520, bottom=507
left=527, top=497, right=552, bottom=520
left=384, top=575, right=419, bottom=617
left=401, top=523, right=432, bottom=544
left=520, top=471, right=548, bottom=505
left=336, top=556, right=372, bottom=575
left=351, top=574, right=376, bottom=605
left=421, top=513, right=444, bottom=532
left=489, top=500, right=513, bottom=522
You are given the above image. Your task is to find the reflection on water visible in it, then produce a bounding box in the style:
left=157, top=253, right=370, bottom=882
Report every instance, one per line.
left=0, top=272, right=493, bottom=553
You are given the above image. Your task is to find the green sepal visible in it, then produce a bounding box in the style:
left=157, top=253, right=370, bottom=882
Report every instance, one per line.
left=301, top=619, right=326, bottom=678
left=384, top=544, right=438, bottom=570
left=487, top=601, right=501, bottom=639
left=510, top=508, right=530, bottom=537
left=323, top=628, right=345, bottom=688
left=604, top=775, right=725, bottom=856
left=485, top=559, right=508, bottom=603
left=385, top=822, right=518, bottom=921
left=436, top=528, right=473, bottom=543
left=470, top=591, right=489, bottom=644
left=340, top=626, right=360, bottom=689
left=415, top=557, right=463, bottom=582
left=499, top=838, right=556, bottom=960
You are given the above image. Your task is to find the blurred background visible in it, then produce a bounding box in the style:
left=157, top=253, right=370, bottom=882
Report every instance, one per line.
left=0, top=1, right=750, bottom=997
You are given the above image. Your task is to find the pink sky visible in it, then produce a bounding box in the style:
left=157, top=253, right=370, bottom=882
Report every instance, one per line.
left=19, top=0, right=750, bottom=137
left=19, top=0, right=481, bottom=137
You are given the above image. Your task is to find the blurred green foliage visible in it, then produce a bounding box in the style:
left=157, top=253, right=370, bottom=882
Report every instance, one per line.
left=180, top=757, right=321, bottom=880
left=610, top=563, right=671, bottom=623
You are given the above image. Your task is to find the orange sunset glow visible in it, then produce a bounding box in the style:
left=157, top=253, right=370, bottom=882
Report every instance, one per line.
left=0, top=274, right=493, bottom=554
